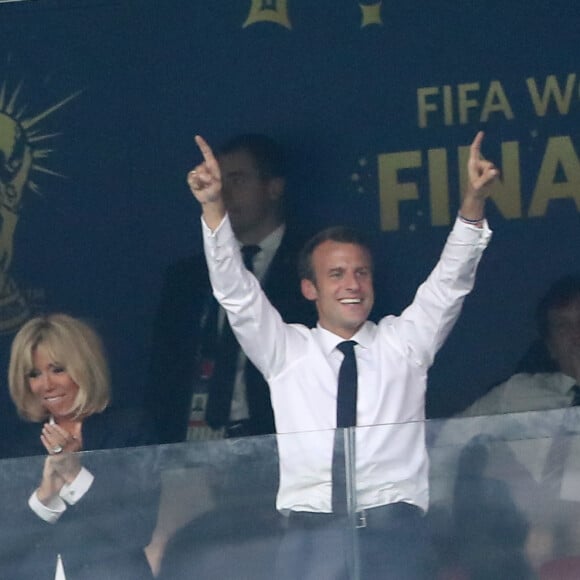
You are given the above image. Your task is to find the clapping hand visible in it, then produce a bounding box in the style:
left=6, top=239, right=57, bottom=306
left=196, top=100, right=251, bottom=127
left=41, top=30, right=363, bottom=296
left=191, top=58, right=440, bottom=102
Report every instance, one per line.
left=36, top=421, right=82, bottom=504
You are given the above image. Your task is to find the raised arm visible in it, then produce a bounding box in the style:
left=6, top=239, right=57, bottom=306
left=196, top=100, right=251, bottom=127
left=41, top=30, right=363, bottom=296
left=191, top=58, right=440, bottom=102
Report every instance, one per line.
left=186, top=136, right=307, bottom=380
left=186, top=135, right=226, bottom=230
left=392, top=132, right=497, bottom=366
left=459, top=131, right=499, bottom=223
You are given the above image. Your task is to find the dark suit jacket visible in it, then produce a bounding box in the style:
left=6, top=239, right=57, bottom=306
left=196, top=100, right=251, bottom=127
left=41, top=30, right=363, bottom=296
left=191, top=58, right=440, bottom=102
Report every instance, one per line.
left=145, top=228, right=316, bottom=444
left=0, top=406, right=159, bottom=580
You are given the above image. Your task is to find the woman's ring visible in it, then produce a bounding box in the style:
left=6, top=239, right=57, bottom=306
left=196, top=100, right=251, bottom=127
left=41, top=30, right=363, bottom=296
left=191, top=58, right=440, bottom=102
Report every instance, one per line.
left=51, top=445, right=63, bottom=454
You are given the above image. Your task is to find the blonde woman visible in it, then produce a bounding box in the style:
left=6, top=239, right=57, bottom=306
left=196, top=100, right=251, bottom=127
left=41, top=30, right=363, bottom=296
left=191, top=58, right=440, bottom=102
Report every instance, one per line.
left=3, top=313, right=158, bottom=579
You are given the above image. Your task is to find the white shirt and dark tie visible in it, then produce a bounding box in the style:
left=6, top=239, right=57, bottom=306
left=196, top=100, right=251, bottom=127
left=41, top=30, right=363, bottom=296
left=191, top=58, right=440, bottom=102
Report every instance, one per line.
left=202, top=214, right=491, bottom=514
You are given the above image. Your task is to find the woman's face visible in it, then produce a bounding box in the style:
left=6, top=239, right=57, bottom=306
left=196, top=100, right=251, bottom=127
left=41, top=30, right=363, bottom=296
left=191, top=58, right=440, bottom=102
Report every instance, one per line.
left=28, top=346, right=80, bottom=420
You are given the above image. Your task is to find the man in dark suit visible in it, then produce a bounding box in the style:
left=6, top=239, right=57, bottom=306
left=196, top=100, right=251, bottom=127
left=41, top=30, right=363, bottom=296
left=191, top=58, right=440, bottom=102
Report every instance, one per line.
left=146, top=134, right=315, bottom=443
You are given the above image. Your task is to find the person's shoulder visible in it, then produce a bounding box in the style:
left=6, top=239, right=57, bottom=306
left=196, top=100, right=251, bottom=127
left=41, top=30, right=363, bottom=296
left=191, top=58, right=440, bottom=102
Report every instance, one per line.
left=461, top=372, right=561, bottom=417
left=165, top=253, right=207, bottom=278
left=159, top=253, right=210, bottom=298
left=85, top=405, right=159, bottom=449
left=0, top=418, right=42, bottom=459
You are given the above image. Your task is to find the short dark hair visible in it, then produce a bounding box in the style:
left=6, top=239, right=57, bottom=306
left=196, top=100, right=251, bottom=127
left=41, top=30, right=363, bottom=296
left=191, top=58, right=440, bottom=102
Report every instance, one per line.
left=536, top=274, right=580, bottom=340
left=298, top=226, right=372, bottom=283
left=218, top=133, right=286, bottom=180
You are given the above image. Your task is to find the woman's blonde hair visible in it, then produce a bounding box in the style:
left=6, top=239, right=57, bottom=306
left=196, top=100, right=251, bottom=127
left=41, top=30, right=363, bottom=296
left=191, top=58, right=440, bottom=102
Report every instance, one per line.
left=8, top=314, right=110, bottom=422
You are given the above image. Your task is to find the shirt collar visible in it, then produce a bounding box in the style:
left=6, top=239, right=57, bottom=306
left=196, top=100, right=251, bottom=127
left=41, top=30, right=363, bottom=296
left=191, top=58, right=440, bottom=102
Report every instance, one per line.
left=259, top=223, right=285, bottom=255
left=237, top=223, right=285, bottom=281
left=237, top=223, right=285, bottom=254
left=315, top=321, right=375, bottom=356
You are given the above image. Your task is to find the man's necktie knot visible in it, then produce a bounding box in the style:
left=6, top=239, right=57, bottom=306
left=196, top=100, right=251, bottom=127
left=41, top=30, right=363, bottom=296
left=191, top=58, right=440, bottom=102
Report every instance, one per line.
left=336, top=340, right=356, bottom=357
left=241, top=245, right=261, bottom=272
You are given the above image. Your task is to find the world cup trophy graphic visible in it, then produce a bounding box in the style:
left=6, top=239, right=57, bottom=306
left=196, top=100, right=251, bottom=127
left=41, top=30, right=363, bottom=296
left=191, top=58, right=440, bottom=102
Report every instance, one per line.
left=0, top=79, right=80, bottom=333
left=0, top=111, right=33, bottom=330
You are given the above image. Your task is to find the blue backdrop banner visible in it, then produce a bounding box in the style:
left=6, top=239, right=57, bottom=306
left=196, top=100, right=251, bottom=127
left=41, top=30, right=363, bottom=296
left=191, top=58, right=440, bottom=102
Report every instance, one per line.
left=0, top=0, right=578, bottom=422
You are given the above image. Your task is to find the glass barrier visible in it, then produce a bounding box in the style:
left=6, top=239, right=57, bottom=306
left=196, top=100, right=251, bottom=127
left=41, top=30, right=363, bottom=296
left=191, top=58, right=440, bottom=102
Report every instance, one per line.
left=2, top=408, right=580, bottom=579
left=429, top=406, right=580, bottom=580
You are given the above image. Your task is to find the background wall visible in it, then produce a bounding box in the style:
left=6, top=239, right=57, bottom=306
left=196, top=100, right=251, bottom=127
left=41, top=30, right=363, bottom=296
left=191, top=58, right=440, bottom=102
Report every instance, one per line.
left=0, top=0, right=578, bottom=427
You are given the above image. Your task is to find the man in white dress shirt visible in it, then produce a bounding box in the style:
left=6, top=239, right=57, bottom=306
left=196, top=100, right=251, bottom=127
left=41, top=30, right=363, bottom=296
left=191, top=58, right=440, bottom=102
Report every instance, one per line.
left=186, top=132, right=498, bottom=579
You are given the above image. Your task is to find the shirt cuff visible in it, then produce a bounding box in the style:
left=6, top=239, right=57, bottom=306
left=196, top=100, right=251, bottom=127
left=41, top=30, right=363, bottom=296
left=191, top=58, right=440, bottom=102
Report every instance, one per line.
left=202, top=213, right=239, bottom=264
left=59, top=467, right=94, bottom=505
left=452, top=215, right=492, bottom=243
left=29, top=491, right=66, bottom=524
left=201, top=213, right=228, bottom=237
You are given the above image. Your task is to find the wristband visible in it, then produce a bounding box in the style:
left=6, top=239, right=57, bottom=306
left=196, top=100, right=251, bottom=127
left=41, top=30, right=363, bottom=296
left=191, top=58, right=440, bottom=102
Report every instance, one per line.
left=458, top=212, right=484, bottom=224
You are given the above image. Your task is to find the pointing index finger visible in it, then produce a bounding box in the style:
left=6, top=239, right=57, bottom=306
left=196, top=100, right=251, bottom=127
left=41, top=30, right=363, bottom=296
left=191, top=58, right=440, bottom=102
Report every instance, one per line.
left=195, top=135, right=217, bottom=167
left=470, top=130, right=485, bottom=159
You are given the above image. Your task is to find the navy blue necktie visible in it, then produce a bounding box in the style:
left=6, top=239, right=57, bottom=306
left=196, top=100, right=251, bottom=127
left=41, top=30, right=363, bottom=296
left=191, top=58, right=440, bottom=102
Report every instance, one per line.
left=332, top=340, right=358, bottom=514
left=241, top=245, right=261, bottom=273
left=336, top=341, right=358, bottom=428
left=205, top=245, right=261, bottom=430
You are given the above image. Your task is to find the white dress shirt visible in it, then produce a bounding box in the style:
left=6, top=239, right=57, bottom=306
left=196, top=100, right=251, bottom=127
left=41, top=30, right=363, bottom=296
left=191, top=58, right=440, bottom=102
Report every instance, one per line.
left=461, top=372, right=579, bottom=417
left=203, top=214, right=491, bottom=513
left=28, top=467, right=94, bottom=523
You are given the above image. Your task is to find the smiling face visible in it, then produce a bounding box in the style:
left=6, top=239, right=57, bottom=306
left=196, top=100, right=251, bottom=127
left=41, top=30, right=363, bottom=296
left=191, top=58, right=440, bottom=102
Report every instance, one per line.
left=28, top=345, right=80, bottom=421
left=301, top=241, right=374, bottom=339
